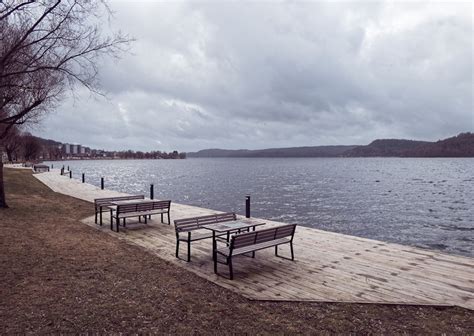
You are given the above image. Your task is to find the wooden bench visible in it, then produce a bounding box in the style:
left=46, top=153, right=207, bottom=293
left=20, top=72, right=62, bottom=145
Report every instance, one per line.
left=111, top=200, right=171, bottom=232
left=33, top=164, right=50, bottom=172
left=94, top=195, right=145, bottom=225
left=174, top=213, right=237, bottom=262
left=214, top=224, right=297, bottom=280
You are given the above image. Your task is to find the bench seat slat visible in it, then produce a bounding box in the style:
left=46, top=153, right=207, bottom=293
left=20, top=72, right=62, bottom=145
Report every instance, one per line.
left=116, top=209, right=169, bottom=218
left=178, top=231, right=227, bottom=242
left=217, top=237, right=291, bottom=256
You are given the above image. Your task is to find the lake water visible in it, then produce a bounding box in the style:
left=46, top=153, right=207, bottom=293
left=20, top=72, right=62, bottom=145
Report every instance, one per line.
left=47, top=158, right=474, bottom=257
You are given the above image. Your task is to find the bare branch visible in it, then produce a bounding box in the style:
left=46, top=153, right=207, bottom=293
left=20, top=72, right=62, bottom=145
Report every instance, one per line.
left=0, top=0, right=36, bottom=21
left=0, top=0, right=132, bottom=136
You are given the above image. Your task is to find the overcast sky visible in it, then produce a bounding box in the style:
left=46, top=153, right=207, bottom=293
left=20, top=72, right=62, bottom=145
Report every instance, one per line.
left=35, top=1, right=473, bottom=152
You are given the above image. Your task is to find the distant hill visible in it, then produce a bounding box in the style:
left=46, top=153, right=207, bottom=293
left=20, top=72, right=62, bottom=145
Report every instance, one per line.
left=403, top=132, right=474, bottom=157
left=187, top=133, right=474, bottom=158
left=187, top=146, right=358, bottom=158
left=343, top=139, right=431, bottom=157
left=345, top=133, right=474, bottom=157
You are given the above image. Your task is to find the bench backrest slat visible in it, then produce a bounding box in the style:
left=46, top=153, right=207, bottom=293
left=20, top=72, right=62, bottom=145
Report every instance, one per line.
left=136, top=203, right=152, bottom=212
left=255, top=229, right=277, bottom=244
left=117, top=204, right=138, bottom=213
left=275, top=224, right=296, bottom=239
left=174, top=212, right=236, bottom=232
left=118, top=200, right=171, bottom=214
left=94, top=195, right=145, bottom=208
left=152, top=200, right=171, bottom=210
left=231, top=224, right=297, bottom=250
left=233, top=232, right=257, bottom=248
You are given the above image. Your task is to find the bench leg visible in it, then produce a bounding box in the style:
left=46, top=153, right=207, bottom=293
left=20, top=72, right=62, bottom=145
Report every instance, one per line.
left=95, top=211, right=98, bottom=224
left=187, top=240, right=191, bottom=262
left=275, top=244, right=294, bottom=261
left=212, top=231, right=217, bottom=261
left=290, top=241, right=294, bottom=261
left=167, top=211, right=170, bottom=225
left=213, top=251, right=218, bottom=274
left=110, top=209, right=113, bottom=231
left=139, top=216, right=141, bottom=223
left=100, top=208, right=103, bottom=225
left=214, top=254, right=233, bottom=279
left=161, top=213, right=163, bottom=223
left=175, top=239, right=180, bottom=258
left=116, top=216, right=120, bottom=232
left=228, top=257, right=234, bottom=280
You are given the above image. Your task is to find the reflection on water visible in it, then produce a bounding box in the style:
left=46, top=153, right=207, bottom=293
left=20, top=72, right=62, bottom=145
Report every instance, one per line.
left=48, top=158, right=474, bottom=257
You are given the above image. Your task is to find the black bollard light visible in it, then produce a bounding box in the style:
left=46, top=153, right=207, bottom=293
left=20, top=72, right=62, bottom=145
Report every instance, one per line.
left=101, top=177, right=104, bottom=190
left=82, top=173, right=85, bottom=183
left=51, top=164, right=54, bottom=169
left=67, top=165, right=69, bottom=171
left=61, top=167, right=64, bottom=175
left=69, top=170, right=72, bottom=179
left=245, top=195, right=251, bottom=218
left=150, top=184, right=154, bottom=199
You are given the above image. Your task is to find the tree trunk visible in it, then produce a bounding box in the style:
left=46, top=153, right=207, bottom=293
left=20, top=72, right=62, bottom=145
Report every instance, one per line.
left=0, top=152, right=8, bottom=208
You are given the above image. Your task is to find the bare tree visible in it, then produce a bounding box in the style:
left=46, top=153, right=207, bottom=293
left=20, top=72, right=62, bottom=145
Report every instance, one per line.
left=3, top=125, right=21, bottom=161
left=21, top=133, right=41, bottom=162
left=0, top=0, right=131, bottom=207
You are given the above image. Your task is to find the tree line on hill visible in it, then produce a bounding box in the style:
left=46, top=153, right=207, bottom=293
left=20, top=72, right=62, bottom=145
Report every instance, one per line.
left=1, top=127, right=185, bottom=162
left=187, top=133, right=474, bottom=158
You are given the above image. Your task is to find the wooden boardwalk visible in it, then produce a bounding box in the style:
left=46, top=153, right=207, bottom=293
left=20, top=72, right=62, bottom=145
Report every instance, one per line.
left=35, top=170, right=474, bottom=310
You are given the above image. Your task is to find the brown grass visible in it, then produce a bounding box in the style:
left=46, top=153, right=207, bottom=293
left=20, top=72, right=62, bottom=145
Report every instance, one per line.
left=0, top=168, right=472, bottom=334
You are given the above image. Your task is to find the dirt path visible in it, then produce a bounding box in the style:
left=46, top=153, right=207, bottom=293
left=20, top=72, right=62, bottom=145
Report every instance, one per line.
left=0, top=169, right=472, bottom=334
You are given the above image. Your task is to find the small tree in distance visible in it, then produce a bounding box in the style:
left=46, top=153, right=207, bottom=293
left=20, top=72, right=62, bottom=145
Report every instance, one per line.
left=3, top=125, right=21, bottom=162
left=0, top=0, right=132, bottom=208
left=21, top=133, right=41, bottom=162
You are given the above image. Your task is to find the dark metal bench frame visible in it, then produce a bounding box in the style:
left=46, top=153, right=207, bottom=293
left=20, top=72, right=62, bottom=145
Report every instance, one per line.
left=94, top=195, right=145, bottom=225
left=214, top=224, right=297, bottom=280
left=174, top=213, right=237, bottom=262
left=111, top=200, right=171, bottom=232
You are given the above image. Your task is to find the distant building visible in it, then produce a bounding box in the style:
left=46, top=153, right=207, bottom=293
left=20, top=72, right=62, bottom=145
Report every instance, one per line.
left=62, top=143, right=71, bottom=155
left=60, top=143, right=87, bottom=157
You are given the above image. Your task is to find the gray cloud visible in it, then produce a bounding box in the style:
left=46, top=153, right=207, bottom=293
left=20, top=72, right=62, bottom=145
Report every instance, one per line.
left=35, top=1, right=473, bottom=152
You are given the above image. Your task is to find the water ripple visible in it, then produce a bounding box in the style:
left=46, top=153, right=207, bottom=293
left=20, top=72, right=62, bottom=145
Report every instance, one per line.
left=47, top=157, right=474, bottom=257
